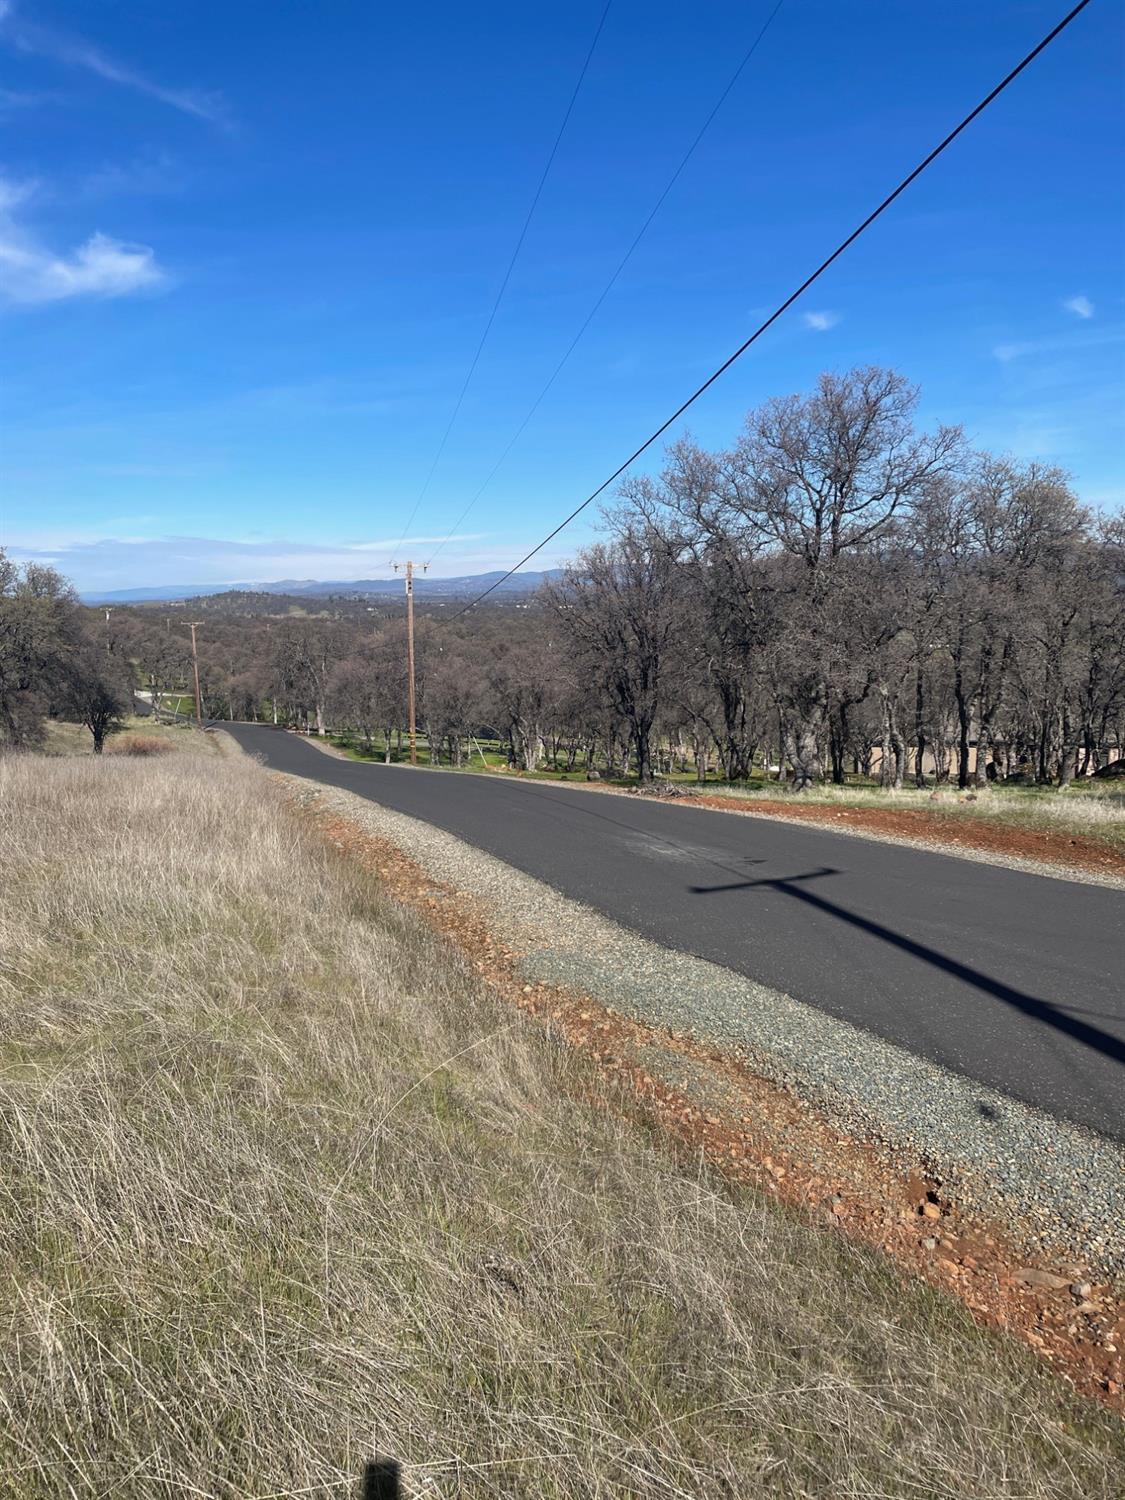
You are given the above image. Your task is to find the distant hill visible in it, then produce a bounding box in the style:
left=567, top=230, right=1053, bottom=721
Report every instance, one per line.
left=80, top=569, right=563, bottom=605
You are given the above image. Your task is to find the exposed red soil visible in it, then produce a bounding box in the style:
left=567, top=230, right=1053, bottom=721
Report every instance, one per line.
left=658, top=791, right=1125, bottom=879
left=291, top=783, right=1125, bottom=1415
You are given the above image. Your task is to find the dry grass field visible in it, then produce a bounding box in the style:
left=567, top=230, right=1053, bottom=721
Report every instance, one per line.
left=0, top=749, right=1121, bottom=1496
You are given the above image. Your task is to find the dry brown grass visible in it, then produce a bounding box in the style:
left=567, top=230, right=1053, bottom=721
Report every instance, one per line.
left=104, top=733, right=177, bottom=756
left=0, top=753, right=1121, bottom=1497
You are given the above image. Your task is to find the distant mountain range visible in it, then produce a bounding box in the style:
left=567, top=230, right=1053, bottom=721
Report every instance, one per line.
left=80, top=569, right=563, bottom=605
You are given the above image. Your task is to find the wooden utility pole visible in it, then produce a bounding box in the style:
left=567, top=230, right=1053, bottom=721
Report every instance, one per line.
left=188, top=622, right=204, bottom=729
left=393, top=562, right=426, bottom=764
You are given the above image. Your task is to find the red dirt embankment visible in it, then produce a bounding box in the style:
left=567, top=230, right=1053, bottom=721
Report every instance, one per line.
left=676, top=793, right=1125, bottom=880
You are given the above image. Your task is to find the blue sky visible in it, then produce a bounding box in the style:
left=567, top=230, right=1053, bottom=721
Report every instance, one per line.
left=1, top=0, right=1122, bottom=592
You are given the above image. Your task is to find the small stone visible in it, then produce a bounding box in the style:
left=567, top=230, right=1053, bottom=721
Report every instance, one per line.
left=921, top=1203, right=942, bottom=1220
left=921, top=1237, right=938, bottom=1251
left=1076, top=1300, right=1101, bottom=1315
left=1070, top=1281, right=1092, bottom=1299
left=1014, top=1268, right=1070, bottom=1291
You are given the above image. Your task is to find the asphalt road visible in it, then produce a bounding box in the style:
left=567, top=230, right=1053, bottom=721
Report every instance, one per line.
left=225, top=724, right=1125, bottom=1141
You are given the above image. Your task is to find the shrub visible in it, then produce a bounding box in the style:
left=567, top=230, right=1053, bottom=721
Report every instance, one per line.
left=104, top=734, right=176, bottom=757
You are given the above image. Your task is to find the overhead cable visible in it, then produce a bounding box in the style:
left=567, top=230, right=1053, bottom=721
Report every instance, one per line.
left=443, top=0, right=1093, bottom=620
left=425, top=0, right=787, bottom=568
left=391, top=0, right=613, bottom=559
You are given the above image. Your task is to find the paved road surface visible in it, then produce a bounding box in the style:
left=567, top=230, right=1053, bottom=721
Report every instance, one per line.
left=225, top=724, right=1125, bottom=1141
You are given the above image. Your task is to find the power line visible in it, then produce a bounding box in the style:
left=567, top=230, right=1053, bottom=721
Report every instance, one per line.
left=425, top=0, right=787, bottom=569
left=391, top=0, right=613, bottom=560
left=443, top=0, right=1093, bottom=622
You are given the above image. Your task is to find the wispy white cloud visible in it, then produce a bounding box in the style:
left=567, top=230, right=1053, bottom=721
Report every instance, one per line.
left=79, top=151, right=182, bottom=201
left=1, top=532, right=498, bottom=592
left=0, top=174, right=28, bottom=214
left=231, top=380, right=397, bottom=417
left=0, top=174, right=165, bottom=305
left=1063, top=294, right=1093, bottom=320
left=992, top=324, right=1125, bottom=363
left=0, top=231, right=163, bottom=303
left=0, top=84, right=60, bottom=111
left=802, top=310, right=839, bottom=332
left=0, top=4, right=227, bottom=125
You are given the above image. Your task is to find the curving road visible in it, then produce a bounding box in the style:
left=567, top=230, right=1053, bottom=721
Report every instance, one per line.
left=224, top=724, right=1125, bottom=1141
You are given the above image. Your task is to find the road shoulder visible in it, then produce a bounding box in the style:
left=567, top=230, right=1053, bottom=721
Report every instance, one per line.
left=578, top=777, right=1125, bottom=889
left=279, top=768, right=1125, bottom=1409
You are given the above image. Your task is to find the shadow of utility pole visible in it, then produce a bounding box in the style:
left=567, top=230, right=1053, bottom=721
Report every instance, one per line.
left=689, top=866, right=1125, bottom=1070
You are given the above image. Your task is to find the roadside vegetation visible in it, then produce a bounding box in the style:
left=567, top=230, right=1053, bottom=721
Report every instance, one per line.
left=41, top=713, right=217, bottom=758
left=700, top=775, right=1125, bottom=855
left=28, top=368, right=1119, bottom=810
left=0, top=746, right=1121, bottom=1496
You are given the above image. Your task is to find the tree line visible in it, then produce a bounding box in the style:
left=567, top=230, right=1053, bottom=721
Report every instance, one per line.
left=4, top=368, right=1122, bottom=787
left=552, top=367, right=1125, bottom=788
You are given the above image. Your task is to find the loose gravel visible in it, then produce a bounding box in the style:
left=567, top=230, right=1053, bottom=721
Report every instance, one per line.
left=294, top=777, right=1125, bottom=1277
